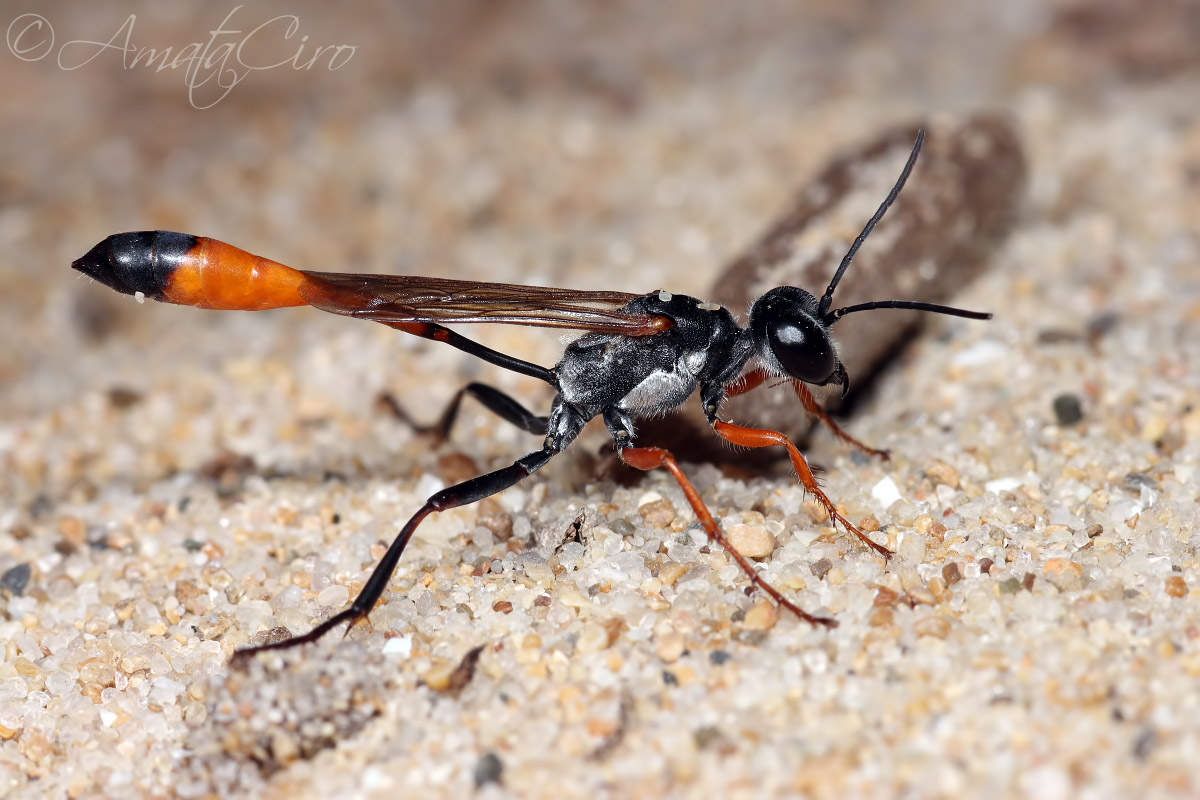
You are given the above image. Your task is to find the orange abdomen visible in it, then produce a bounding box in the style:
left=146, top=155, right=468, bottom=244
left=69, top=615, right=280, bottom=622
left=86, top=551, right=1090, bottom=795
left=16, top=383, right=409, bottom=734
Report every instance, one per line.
left=71, top=231, right=310, bottom=311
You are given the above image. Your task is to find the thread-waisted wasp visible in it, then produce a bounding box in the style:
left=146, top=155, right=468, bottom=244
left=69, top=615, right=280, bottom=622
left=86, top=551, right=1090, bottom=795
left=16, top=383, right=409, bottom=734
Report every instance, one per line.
left=72, top=129, right=989, bottom=655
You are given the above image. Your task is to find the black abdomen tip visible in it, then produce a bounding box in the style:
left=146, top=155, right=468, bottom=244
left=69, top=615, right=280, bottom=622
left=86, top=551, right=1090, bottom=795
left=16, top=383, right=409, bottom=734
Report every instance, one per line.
left=71, top=231, right=197, bottom=298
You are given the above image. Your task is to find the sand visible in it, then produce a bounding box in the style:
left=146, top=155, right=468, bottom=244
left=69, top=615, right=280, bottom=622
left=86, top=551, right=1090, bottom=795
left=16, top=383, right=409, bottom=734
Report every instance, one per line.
left=2, top=2, right=1199, bottom=798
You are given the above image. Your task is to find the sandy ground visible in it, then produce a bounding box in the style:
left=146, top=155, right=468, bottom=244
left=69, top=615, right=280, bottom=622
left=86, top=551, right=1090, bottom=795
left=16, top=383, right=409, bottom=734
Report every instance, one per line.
left=2, top=2, right=1199, bottom=798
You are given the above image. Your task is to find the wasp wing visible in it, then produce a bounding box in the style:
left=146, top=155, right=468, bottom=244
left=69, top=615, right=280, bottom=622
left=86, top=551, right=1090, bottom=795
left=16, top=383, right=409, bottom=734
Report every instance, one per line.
left=298, top=271, right=670, bottom=336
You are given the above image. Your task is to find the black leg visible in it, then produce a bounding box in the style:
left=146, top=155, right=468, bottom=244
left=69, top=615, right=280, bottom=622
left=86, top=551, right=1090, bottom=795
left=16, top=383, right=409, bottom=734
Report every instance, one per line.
left=381, top=382, right=548, bottom=443
left=376, top=319, right=555, bottom=384
left=236, top=445, right=557, bottom=657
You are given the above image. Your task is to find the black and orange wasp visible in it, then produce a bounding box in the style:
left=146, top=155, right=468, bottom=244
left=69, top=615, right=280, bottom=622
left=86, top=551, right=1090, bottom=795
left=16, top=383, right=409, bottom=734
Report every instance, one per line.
left=72, top=129, right=989, bottom=655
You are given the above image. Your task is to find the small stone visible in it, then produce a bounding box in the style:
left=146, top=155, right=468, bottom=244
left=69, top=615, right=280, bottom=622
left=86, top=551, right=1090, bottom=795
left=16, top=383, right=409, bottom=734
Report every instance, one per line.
left=1122, top=472, right=1156, bottom=492
left=810, top=558, right=833, bottom=579
left=868, top=607, right=894, bottom=627
left=576, top=623, right=609, bottom=653
left=898, top=534, right=926, bottom=563
left=801, top=499, right=829, bottom=524
left=421, top=659, right=455, bottom=691
left=890, top=501, right=918, bottom=525
left=197, top=618, right=231, bottom=640
left=79, top=661, right=116, bottom=691
left=1166, top=576, right=1187, bottom=598
left=271, top=731, right=300, bottom=765
left=0, top=563, right=31, bottom=597
left=1133, top=729, right=1156, bottom=760
left=709, top=650, right=732, bottom=665
left=986, top=477, right=1022, bottom=495
left=610, top=518, right=636, bottom=537
left=57, top=516, right=86, bottom=549
left=476, top=499, right=514, bottom=541
left=586, top=717, right=618, bottom=738
left=942, top=562, right=963, bottom=584
left=492, top=600, right=513, bottom=614
left=45, top=671, right=75, bottom=696
left=725, top=524, right=776, bottom=560
left=873, top=587, right=900, bottom=607
left=120, top=652, right=152, bottom=674
left=638, top=498, right=676, bottom=529
left=871, top=477, right=902, bottom=508
left=693, top=725, right=726, bottom=751
left=474, top=752, right=503, bottom=788
left=114, top=598, right=136, bottom=622
left=742, top=600, right=779, bottom=631
left=1052, top=393, right=1084, bottom=425
left=924, top=460, right=960, bottom=488
left=907, top=587, right=935, bottom=605
left=655, top=632, right=686, bottom=663
left=914, top=616, right=952, bottom=638
left=317, top=584, right=350, bottom=607
left=382, top=636, right=412, bottom=657
left=1044, top=558, right=1082, bottom=582
left=437, top=452, right=479, bottom=486
left=602, top=617, right=626, bottom=647
left=733, top=630, right=767, bottom=649
left=1184, top=406, right=1200, bottom=439
left=979, top=558, right=994, bottom=575
left=1140, top=414, right=1168, bottom=442
left=657, top=562, right=688, bottom=586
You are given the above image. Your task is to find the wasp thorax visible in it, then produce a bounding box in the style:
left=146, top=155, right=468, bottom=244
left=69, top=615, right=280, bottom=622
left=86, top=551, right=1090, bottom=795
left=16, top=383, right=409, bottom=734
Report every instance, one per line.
left=748, top=286, right=840, bottom=386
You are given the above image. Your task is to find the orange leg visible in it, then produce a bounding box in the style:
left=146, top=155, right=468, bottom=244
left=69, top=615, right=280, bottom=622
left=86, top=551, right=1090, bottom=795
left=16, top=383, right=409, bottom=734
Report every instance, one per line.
left=791, top=382, right=890, bottom=459
left=725, top=369, right=888, bottom=459
left=619, top=444, right=836, bottom=628
left=724, top=367, right=772, bottom=398
left=710, top=420, right=892, bottom=559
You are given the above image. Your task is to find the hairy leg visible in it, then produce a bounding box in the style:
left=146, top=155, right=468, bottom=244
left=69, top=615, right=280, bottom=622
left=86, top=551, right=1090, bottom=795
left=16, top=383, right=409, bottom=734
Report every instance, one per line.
left=618, top=443, right=837, bottom=628
left=710, top=420, right=892, bottom=559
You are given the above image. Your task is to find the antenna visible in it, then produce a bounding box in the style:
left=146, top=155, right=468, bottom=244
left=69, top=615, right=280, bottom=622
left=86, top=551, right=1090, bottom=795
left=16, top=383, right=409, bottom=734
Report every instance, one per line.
left=826, top=300, right=992, bottom=323
left=817, top=128, right=925, bottom=319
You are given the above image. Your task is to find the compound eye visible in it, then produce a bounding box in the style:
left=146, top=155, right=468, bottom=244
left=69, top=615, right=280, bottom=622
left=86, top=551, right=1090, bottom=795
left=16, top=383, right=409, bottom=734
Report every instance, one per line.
left=766, top=315, right=836, bottom=384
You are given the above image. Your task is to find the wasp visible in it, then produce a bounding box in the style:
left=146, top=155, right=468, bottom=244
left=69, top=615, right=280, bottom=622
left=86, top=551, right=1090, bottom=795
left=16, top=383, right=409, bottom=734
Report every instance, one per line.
left=72, top=130, right=988, bottom=654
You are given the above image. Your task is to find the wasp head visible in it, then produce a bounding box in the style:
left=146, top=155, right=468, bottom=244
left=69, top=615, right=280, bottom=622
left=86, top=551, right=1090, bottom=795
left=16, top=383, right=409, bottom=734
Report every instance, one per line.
left=748, top=286, right=848, bottom=395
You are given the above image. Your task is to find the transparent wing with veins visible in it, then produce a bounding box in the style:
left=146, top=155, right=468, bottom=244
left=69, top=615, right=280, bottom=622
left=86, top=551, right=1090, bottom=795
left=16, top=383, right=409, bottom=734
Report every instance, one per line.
left=299, top=272, right=672, bottom=336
